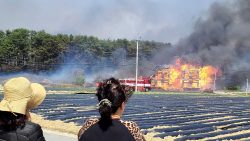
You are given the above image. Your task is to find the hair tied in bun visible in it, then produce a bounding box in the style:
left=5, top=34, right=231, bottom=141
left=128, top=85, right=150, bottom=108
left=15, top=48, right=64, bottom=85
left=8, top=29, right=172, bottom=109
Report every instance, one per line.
left=97, top=99, right=112, bottom=109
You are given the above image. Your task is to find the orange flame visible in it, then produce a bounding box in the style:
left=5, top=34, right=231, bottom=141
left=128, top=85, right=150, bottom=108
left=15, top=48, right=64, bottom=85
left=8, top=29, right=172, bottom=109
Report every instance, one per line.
left=152, top=59, right=220, bottom=91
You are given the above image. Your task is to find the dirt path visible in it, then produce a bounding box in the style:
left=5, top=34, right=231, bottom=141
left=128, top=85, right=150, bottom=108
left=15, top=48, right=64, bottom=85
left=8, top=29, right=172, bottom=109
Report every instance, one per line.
left=43, top=129, right=76, bottom=141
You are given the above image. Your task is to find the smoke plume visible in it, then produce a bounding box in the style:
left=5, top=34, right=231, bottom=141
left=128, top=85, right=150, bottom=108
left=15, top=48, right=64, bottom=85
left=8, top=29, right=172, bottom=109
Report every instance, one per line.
left=2, top=0, right=250, bottom=88
left=153, top=0, right=250, bottom=87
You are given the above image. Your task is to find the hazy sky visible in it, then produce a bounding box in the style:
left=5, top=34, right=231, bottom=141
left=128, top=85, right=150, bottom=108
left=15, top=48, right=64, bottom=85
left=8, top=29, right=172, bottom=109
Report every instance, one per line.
left=0, top=0, right=227, bottom=43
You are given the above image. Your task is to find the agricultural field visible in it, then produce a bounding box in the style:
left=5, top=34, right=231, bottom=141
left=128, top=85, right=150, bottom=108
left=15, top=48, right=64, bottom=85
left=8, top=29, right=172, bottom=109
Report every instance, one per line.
left=2, top=94, right=250, bottom=140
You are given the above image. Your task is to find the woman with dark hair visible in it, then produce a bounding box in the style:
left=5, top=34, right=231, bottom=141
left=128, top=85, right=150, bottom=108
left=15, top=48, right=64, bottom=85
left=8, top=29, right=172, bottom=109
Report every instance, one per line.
left=0, top=77, right=46, bottom=141
left=78, top=77, right=145, bottom=141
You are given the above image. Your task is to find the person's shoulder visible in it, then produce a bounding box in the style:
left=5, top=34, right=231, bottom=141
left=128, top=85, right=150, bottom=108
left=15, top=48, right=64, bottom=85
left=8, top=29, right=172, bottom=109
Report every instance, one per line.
left=121, top=120, right=146, bottom=141
left=121, top=120, right=139, bottom=131
left=16, top=121, right=45, bottom=141
left=78, top=118, right=99, bottom=139
left=83, top=118, right=99, bottom=128
left=18, top=121, right=42, bottom=134
left=25, top=121, right=42, bottom=129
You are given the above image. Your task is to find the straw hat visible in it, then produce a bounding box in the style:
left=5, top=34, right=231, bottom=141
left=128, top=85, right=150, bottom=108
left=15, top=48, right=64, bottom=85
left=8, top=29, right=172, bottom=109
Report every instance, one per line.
left=0, top=77, right=46, bottom=115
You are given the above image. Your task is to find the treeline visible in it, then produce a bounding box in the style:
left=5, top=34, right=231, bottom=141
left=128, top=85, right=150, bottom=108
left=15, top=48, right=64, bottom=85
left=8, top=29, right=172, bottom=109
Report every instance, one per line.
left=0, top=28, right=171, bottom=72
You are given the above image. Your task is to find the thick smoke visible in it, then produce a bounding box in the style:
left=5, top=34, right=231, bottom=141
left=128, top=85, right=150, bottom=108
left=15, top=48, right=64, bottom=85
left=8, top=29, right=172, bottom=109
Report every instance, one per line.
left=0, top=44, right=155, bottom=85
left=2, top=0, right=250, bottom=88
left=58, top=47, right=137, bottom=83
left=153, top=0, right=250, bottom=88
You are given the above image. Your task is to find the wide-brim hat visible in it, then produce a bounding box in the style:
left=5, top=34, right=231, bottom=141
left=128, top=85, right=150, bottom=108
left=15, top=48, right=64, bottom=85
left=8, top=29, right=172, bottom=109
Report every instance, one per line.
left=0, top=77, right=46, bottom=115
left=27, top=83, right=46, bottom=109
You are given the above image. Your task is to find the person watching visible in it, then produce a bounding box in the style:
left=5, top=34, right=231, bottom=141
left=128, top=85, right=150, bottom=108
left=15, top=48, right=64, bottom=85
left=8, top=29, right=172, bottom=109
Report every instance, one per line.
left=78, top=77, right=145, bottom=141
left=0, top=77, right=46, bottom=141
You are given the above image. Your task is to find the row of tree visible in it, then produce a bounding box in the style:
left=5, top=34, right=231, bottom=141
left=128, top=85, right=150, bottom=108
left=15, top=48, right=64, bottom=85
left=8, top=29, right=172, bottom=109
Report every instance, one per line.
left=0, top=28, right=171, bottom=72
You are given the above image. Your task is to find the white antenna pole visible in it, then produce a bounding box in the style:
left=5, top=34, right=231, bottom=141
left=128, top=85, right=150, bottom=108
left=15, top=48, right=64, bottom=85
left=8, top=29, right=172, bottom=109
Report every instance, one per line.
left=213, top=70, right=217, bottom=92
left=135, top=40, right=139, bottom=92
left=246, top=78, right=248, bottom=95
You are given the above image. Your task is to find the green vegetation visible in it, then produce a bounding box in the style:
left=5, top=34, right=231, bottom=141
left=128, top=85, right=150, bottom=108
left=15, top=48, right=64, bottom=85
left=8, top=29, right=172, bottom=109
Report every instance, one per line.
left=45, top=85, right=85, bottom=91
left=222, top=91, right=250, bottom=97
left=73, top=69, right=85, bottom=85
left=45, top=84, right=96, bottom=94
left=0, top=28, right=171, bottom=72
left=133, top=91, right=215, bottom=95
left=225, top=85, right=241, bottom=91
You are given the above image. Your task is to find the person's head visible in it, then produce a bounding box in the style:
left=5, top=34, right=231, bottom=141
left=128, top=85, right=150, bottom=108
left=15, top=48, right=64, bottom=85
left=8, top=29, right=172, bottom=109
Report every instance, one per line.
left=0, top=77, right=46, bottom=130
left=96, top=77, right=133, bottom=121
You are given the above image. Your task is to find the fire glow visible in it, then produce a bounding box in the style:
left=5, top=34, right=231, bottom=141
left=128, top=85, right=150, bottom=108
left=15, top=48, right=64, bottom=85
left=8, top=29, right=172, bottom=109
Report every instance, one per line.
left=151, top=59, right=220, bottom=91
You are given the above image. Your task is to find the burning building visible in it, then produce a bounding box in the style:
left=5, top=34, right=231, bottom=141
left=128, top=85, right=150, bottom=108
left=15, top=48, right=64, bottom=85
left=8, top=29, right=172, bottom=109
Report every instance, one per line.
left=151, top=59, right=219, bottom=92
